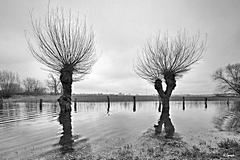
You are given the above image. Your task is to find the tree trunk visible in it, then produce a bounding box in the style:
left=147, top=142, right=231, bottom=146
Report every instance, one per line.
left=154, top=76, right=176, bottom=138
left=58, top=67, right=73, bottom=112
left=58, top=111, right=74, bottom=154
left=154, top=96, right=175, bottom=138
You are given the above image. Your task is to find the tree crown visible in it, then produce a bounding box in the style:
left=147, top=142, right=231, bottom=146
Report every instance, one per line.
left=27, top=8, right=96, bottom=80
left=135, top=31, right=206, bottom=83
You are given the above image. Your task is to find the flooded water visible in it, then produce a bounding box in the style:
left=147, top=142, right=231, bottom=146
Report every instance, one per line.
left=0, top=100, right=239, bottom=159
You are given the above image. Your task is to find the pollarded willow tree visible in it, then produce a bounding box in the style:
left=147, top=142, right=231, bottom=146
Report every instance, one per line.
left=135, top=31, right=206, bottom=138
left=27, top=8, right=96, bottom=112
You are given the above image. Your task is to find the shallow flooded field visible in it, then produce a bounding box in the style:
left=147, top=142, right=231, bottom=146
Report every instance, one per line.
left=0, top=100, right=239, bottom=159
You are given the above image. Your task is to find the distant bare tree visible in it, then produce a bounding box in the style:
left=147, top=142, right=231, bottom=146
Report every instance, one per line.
left=27, top=8, right=96, bottom=112
left=213, top=63, right=240, bottom=95
left=46, top=73, right=61, bottom=94
left=23, top=77, right=46, bottom=95
left=0, top=70, right=21, bottom=98
left=135, top=31, right=206, bottom=138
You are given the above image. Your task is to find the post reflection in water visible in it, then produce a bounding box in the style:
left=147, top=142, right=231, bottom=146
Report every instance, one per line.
left=107, top=102, right=110, bottom=115
left=182, top=99, right=185, bottom=111
left=58, top=111, right=74, bottom=154
left=133, top=104, right=136, bottom=112
left=133, top=96, right=136, bottom=112
left=204, top=97, right=208, bottom=109
left=74, top=98, right=77, bottom=113
left=205, top=102, right=207, bottom=109
left=39, top=99, right=43, bottom=112
left=74, top=103, right=77, bottom=113
left=106, top=96, right=110, bottom=115
left=182, top=97, right=185, bottom=111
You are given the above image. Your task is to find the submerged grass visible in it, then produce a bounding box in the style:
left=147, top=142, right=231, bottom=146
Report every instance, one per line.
left=217, top=138, right=240, bottom=158
left=102, top=134, right=240, bottom=160
left=34, top=130, right=240, bottom=160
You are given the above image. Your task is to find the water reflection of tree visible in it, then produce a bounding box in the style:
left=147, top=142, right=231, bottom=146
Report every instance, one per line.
left=214, top=101, right=240, bottom=133
left=58, top=111, right=74, bottom=154
left=57, top=110, right=93, bottom=158
left=154, top=111, right=175, bottom=138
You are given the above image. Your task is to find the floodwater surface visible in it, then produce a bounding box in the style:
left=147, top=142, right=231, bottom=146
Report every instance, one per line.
left=0, top=100, right=239, bottom=159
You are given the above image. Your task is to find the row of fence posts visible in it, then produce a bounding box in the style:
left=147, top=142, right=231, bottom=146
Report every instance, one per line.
left=37, top=96, right=231, bottom=112
left=107, top=96, right=136, bottom=113
left=182, top=97, right=230, bottom=111
left=182, top=97, right=208, bottom=110
left=70, top=96, right=137, bottom=113
left=38, top=98, right=78, bottom=112
left=182, top=97, right=209, bottom=110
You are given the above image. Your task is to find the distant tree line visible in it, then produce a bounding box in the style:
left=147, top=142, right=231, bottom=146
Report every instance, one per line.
left=0, top=70, right=61, bottom=98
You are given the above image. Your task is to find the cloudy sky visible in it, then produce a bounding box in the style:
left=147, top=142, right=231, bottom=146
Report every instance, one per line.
left=0, top=0, right=240, bottom=95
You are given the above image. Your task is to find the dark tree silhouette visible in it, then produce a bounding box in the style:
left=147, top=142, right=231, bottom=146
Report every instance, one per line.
left=27, top=8, right=96, bottom=112
left=135, top=31, right=206, bottom=138
left=213, top=63, right=240, bottom=95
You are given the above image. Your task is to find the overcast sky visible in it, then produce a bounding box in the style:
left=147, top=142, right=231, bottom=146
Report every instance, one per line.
left=0, top=0, right=240, bottom=95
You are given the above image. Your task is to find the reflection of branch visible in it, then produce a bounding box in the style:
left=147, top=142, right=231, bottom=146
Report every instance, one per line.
left=215, top=112, right=240, bottom=132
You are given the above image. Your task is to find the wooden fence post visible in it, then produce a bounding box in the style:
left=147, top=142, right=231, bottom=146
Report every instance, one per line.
left=107, top=96, right=110, bottom=114
left=74, top=98, right=77, bottom=112
left=39, top=99, right=43, bottom=111
left=133, top=96, right=136, bottom=112
left=205, top=97, right=207, bottom=109
left=182, top=97, right=185, bottom=111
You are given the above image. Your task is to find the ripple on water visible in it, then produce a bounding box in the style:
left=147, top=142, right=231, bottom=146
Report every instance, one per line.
left=0, top=101, right=239, bottom=159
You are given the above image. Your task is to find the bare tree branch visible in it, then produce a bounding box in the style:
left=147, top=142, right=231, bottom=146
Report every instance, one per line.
left=213, top=63, right=240, bottom=95
left=135, top=31, right=206, bottom=84
left=26, top=8, right=96, bottom=80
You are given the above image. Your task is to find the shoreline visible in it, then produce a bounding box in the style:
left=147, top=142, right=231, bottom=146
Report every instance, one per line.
left=35, top=129, right=240, bottom=160
left=3, top=94, right=240, bottom=103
